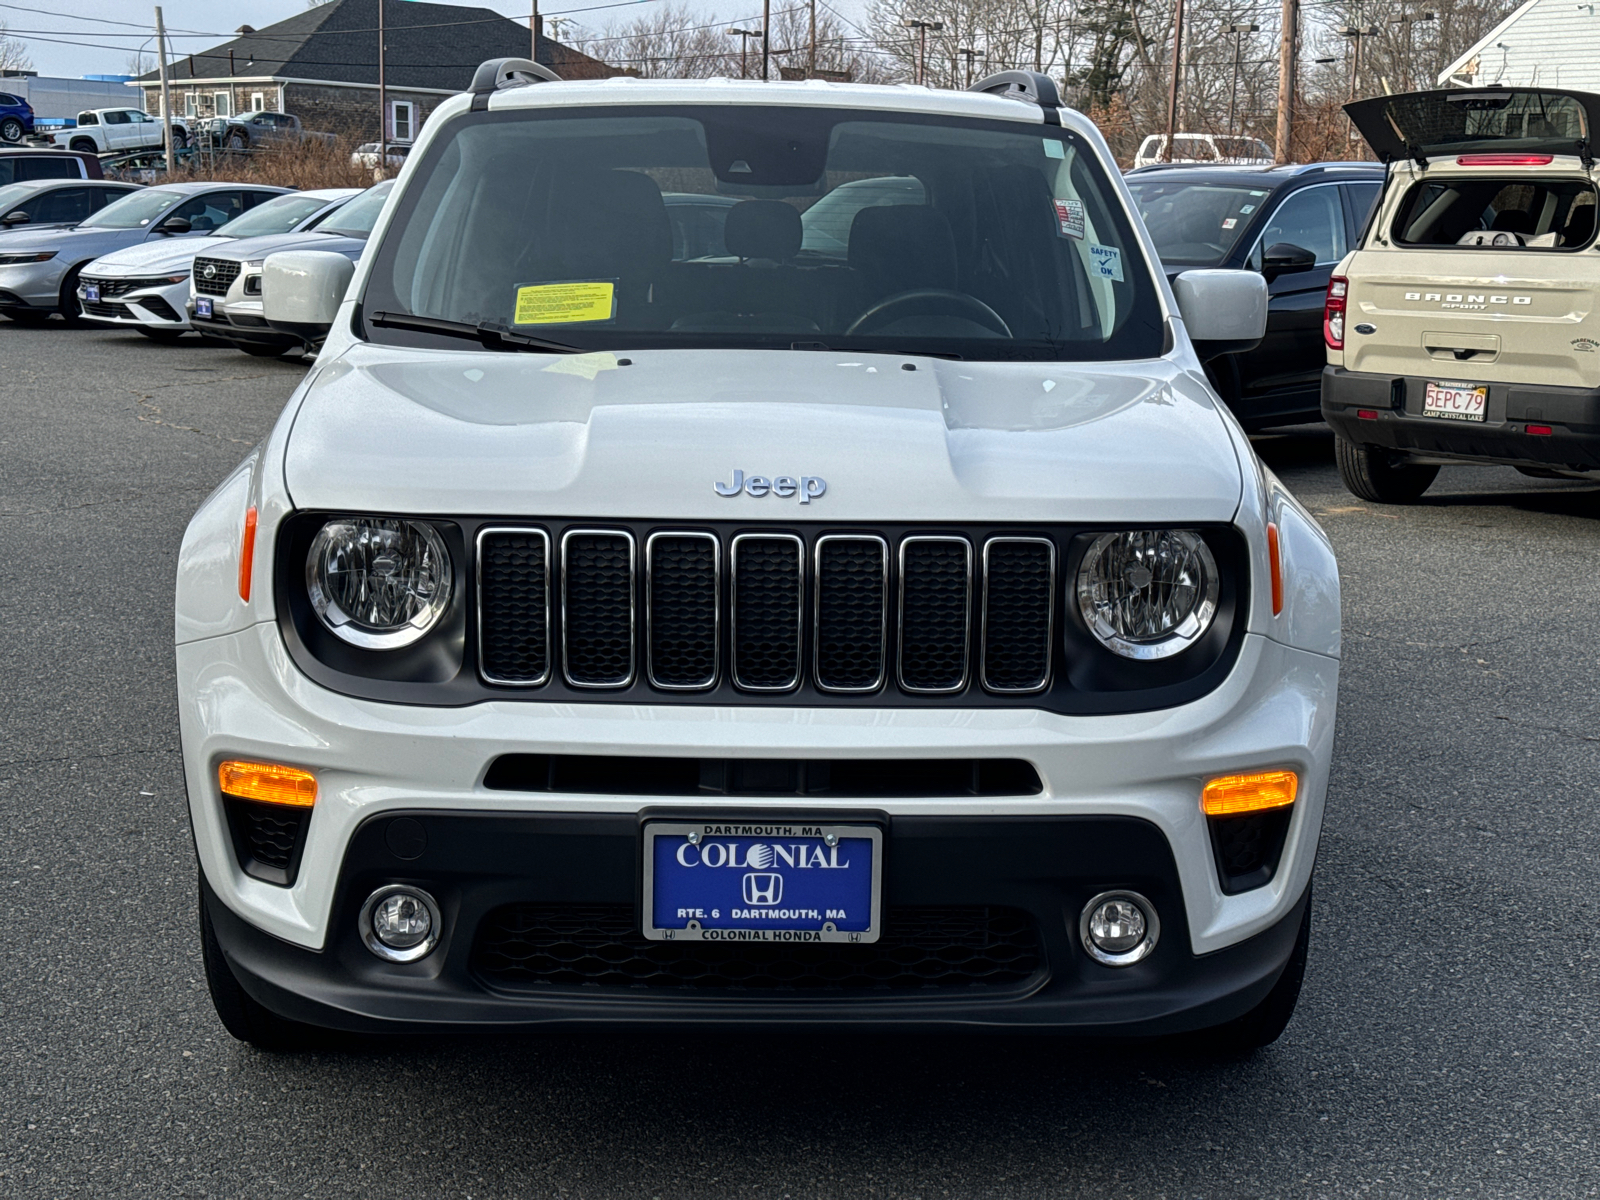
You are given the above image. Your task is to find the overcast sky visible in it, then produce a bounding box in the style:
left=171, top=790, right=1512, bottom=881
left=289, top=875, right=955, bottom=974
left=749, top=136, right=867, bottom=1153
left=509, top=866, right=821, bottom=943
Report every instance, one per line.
left=4, top=0, right=873, bottom=80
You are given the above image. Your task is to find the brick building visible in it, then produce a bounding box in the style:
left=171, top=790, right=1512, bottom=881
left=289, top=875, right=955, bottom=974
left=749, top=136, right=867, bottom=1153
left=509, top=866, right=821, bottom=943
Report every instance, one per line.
left=136, top=0, right=619, bottom=142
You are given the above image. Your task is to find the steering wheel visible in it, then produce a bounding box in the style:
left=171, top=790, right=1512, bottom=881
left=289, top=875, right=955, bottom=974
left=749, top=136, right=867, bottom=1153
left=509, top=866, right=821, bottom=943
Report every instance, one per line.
left=846, top=288, right=1013, bottom=338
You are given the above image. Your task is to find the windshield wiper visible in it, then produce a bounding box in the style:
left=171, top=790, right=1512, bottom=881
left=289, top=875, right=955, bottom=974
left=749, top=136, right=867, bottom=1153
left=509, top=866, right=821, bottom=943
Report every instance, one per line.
left=368, top=311, right=580, bottom=354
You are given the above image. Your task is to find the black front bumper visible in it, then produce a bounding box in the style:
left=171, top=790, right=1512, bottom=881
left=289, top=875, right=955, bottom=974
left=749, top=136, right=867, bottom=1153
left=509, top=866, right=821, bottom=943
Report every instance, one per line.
left=188, top=309, right=297, bottom=348
left=206, top=810, right=1309, bottom=1036
left=1322, top=366, right=1600, bottom=472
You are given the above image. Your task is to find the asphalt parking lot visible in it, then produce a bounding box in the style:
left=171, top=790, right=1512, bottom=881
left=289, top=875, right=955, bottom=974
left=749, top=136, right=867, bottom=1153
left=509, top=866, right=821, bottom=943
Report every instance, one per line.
left=4, top=322, right=1600, bottom=1198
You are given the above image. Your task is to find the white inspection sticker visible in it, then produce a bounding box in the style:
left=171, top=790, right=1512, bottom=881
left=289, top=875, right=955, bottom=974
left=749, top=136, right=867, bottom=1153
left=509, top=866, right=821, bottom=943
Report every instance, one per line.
left=1089, top=243, right=1124, bottom=281
left=1052, top=198, right=1086, bottom=240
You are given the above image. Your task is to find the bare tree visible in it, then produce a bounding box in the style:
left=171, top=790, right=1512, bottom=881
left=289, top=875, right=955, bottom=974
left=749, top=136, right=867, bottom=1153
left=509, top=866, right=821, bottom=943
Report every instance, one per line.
left=0, top=22, right=34, bottom=74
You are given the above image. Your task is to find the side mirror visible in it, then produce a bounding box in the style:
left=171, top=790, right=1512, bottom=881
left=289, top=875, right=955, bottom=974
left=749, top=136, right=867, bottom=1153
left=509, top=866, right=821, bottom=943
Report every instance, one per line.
left=1173, top=269, right=1268, bottom=362
left=263, top=250, right=355, bottom=346
left=1261, top=241, right=1316, bottom=279
left=159, top=215, right=191, bottom=234
left=2, top=210, right=29, bottom=226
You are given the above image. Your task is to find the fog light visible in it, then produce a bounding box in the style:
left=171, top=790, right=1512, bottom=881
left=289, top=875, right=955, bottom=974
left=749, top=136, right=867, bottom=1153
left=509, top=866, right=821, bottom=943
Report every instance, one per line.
left=1079, top=890, right=1160, bottom=966
left=359, top=885, right=441, bottom=963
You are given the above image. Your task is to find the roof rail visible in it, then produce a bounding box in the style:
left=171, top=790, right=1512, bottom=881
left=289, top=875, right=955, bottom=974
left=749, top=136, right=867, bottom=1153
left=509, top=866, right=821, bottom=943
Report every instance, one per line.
left=968, top=71, right=1062, bottom=126
left=470, top=57, right=562, bottom=111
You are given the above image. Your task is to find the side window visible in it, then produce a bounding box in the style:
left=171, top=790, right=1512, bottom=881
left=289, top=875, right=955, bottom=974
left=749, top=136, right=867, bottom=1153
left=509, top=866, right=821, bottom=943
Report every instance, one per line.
left=1259, top=186, right=1346, bottom=265
left=246, top=190, right=283, bottom=209
left=15, top=157, right=79, bottom=182
left=37, top=187, right=91, bottom=224
left=1345, top=183, right=1381, bottom=240
left=92, top=187, right=129, bottom=211
left=173, top=190, right=245, bottom=231
left=104, top=110, right=131, bottom=125
left=78, top=112, right=99, bottom=126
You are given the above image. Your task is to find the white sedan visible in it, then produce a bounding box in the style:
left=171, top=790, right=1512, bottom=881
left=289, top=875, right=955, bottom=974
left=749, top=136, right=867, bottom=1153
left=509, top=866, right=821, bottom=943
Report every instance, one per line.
left=176, top=62, right=1338, bottom=1052
left=76, top=187, right=358, bottom=340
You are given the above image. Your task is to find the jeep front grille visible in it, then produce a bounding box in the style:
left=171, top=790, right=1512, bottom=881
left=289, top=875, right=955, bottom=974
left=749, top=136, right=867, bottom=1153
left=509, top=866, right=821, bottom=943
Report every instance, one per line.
left=476, top=524, right=1059, bottom=699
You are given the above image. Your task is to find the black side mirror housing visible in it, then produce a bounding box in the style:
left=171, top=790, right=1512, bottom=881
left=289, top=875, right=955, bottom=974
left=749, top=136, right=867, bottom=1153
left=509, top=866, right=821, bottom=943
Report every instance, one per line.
left=2, top=210, right=29, bottom=226
left=159, top=215, right=192, bottom=234
left=1262, top=241, right=1317, bottom=280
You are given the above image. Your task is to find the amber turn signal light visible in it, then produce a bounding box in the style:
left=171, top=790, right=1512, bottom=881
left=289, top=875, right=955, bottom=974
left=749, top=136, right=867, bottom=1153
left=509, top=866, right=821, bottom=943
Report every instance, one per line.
left=218, top=760, right=317, bottom=807
left=1201, top=770, right=1297, bottom=817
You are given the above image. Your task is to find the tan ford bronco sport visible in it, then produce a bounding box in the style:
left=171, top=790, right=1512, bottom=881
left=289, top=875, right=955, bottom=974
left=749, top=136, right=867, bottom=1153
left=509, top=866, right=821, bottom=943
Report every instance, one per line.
left=1322, top=87, right=1600, bottom=502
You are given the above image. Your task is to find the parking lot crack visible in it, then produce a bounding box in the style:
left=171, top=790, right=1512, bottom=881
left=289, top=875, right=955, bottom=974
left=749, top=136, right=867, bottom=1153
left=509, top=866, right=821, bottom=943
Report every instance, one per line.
left=130, top=373, right=282, bottom=445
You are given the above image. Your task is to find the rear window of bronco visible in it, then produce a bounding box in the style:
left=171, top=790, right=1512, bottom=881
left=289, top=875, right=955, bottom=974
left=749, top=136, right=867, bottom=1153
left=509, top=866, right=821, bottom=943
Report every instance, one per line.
left=1392, top=176, right=1598, bottom=250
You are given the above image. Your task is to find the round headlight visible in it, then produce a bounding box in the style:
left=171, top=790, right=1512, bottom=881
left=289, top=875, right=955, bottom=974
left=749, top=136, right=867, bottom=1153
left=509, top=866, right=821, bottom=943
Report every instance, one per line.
left=1075, top=529, right=1219, bottom=660
left=306, top=516, right=452, bottom=649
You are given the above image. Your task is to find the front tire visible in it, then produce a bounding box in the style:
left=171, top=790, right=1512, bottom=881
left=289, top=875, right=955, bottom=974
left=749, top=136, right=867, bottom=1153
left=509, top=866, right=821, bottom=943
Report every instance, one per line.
left=1334, top=434, right=1439, bottom=503
left=69, top=137, right=97, bottom=154
left=228, top=133, right=247, bottom=151
left=199, top=874, right=327, bottom=1052
left=0, top=117, right=23, bottom=143
left=57, top=265, right=87, bottom=325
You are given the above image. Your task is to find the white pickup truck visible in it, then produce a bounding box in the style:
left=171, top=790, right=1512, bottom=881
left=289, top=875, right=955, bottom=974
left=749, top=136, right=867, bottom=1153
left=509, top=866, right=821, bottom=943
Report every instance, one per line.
left=51, top=108, right=188, bottom=156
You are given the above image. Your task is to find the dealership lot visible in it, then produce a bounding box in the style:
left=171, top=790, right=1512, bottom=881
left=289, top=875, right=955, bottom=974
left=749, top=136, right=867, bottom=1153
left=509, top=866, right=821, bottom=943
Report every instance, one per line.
left=4, top=324, right=1600, bottom=1197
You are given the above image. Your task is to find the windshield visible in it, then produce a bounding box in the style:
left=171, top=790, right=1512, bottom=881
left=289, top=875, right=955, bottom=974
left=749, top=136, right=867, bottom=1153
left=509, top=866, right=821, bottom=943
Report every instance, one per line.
left=317, top=181, right=393, bottom=238
left=1126, top=180, right=1269, bottom=267
left=80, top=187, right=181, bottom=229
left=215, top=192, right=329, bottom=238
left=361, top=107, right=1162, bottom=361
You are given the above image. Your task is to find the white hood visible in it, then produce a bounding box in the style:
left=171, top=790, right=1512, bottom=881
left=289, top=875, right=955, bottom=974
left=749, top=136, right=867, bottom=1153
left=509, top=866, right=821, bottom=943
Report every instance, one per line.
left=284, top=345, right=1245, bottom=524
left=84, top=235, right=232, bottom=276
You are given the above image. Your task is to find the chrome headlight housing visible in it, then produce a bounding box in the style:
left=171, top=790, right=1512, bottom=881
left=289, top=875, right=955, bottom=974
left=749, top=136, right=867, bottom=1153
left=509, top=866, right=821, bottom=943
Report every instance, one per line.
left=305, top=516, right=452, bottom=649
left=1075, top=529, right=1219, bottom=660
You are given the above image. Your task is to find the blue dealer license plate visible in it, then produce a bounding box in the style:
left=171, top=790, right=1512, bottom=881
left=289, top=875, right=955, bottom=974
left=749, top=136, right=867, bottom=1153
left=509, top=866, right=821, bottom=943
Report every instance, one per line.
left=83, top=285, right=99, bottom=303
left=195, top=297, right=213, bottom=318
left=643, top=822, right=882, bottom=943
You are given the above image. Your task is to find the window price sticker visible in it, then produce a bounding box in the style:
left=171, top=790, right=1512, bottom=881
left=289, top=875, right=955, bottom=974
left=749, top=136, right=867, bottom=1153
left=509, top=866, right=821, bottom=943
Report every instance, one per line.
left=1053, top=198, right=1086, bottom=240
left=513, top=280, right=617, bottom=325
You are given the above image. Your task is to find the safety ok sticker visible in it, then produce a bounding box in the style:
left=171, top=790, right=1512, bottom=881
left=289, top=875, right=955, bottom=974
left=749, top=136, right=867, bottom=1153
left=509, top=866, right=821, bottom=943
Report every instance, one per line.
left=514, top=280, right=617, bottom=325
left=1052, top=198, right=1086, bottom=240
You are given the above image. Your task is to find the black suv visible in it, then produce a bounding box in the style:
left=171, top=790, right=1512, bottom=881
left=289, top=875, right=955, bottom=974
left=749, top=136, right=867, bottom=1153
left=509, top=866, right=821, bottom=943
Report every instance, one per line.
left=1126, top=162, right=1383, bottom=429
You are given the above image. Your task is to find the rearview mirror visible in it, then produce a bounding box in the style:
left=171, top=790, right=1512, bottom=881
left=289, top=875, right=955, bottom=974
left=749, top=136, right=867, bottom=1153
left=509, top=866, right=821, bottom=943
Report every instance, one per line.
left=263, top=250, right=355, bottom=346
left=1261, top=241, right=1317, bottom=279
left=1173, top=269, right=1268, bottom=362
left=158, top=215, right=191, bottom=234
left=2, top=210, right=29, bottom=226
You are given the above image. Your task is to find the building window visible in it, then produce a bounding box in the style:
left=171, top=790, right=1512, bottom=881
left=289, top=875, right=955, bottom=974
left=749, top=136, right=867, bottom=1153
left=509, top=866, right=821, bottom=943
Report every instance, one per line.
left=214, top=92, right=231, bottom=118
left=184, top=93, right=196, bottom=118
left=389, top=100, right=415, bottom=143
left=251, top=91, right=264, bottom=112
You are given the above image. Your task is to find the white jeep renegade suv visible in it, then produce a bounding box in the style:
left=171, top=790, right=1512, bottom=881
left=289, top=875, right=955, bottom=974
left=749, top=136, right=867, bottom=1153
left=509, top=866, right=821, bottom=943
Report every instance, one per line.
left=175, top=61, right=1339, bottom=1051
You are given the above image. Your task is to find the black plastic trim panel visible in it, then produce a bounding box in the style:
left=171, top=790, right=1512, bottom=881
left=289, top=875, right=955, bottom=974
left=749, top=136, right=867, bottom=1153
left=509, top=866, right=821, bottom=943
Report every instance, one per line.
left=274, top=516, right=1249, bottom=715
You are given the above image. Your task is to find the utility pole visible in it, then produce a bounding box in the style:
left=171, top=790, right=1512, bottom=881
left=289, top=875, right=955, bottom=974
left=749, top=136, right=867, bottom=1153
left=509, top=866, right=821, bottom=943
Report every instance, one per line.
left=1226, top=23, right=1259, bottom=139
left=904, top=19, right=943, bottom=86
left=1392, top=10, right=1436, bottom=91
left=1162, top=0, right=1185, bottom=162
left=377, top=0, right=386, bottom=163
left=762, top=0, right=771, bottom=79
left=531, top=0, right=538, bottom=64
left=1275, top=0, right=1297, bottom=164
left=958, top=46, right=984, bottom=88
left=154, top=6, right=175, bottom=175
left=730, top=28, right=762, bottom=78
left=808, top=0, right=816, bottom=77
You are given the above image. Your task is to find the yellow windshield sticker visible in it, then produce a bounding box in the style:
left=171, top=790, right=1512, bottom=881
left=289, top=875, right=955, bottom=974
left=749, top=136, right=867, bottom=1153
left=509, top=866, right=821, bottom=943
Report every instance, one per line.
left=513, top=281, right=616, bottom=325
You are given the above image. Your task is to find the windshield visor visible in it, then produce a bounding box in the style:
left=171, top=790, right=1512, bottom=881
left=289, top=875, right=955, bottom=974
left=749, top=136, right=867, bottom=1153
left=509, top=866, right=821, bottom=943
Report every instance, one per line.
left=80, top=188, right=182, bottom=229
left=1126, top=181, right=1268, bottom=267
left=360, top=107, right=1162, bottom=361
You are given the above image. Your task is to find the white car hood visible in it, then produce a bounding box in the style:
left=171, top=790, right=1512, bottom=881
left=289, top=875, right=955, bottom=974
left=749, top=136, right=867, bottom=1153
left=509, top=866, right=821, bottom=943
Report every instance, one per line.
left=285, top=345, right=1244, bottom=523
left=85, top=235, right=232, bottom=275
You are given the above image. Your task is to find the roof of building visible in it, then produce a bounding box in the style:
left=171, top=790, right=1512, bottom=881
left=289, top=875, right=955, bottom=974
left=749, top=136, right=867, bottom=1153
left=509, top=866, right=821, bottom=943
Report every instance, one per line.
left=140, top=0, right=616, bottom=91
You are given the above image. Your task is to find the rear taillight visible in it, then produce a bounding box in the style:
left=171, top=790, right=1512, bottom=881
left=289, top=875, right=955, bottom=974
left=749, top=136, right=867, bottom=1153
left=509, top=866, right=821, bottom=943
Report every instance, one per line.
left=1324, top=276, right=1348, bottom=350
left=1456, top=153, right=1555, bottom=166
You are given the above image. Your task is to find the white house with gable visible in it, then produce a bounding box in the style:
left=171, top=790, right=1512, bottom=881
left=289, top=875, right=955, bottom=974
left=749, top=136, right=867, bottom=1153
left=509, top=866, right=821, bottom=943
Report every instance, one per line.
left=1440, top=0, right=1600, bottom=89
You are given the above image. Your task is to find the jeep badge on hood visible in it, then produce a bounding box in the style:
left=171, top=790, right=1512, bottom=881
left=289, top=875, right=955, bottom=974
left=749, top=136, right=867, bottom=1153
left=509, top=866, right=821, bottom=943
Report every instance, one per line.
left=715, top=470, right=827, bottom=502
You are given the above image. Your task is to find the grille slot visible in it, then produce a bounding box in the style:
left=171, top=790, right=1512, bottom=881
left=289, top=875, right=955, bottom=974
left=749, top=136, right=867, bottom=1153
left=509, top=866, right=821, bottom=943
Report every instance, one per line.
left=813, top=535, right=887, bottom=692
left=898, top=537, right=972, bottom=693
left=193, top=257, right=240, bottom=296
left=980, top=537, right=1056, bottom=693
left=730, top=534, right=803, bottom=691
left=561, top=530, right=636, bottom=687
left=472, top=903, right=1044, bottom=992
left=82, top=275, right=178, bottom=297
left=222, top=797, right=311, bottom=887
left=646, top=532, right=719, bottom=690
left=477, top=527, right=551, bottom=686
